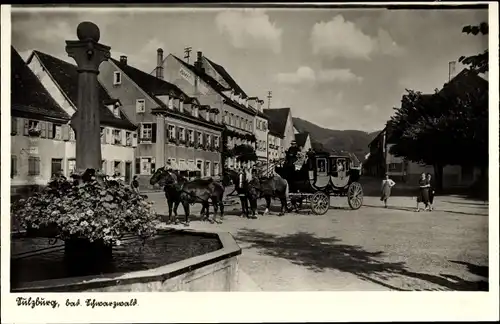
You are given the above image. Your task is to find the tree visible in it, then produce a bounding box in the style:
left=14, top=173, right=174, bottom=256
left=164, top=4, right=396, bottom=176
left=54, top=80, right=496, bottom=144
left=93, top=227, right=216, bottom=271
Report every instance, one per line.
left=459, top=22, right=489, bottom=73
left=389, top=81, right=488, bottom=190
left=232, top=144, right=258, bottom=164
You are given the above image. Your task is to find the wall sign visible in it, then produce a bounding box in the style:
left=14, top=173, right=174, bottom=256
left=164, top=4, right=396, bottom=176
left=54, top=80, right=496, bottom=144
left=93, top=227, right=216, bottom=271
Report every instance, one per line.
left=179, top=67, right=195, bottom=86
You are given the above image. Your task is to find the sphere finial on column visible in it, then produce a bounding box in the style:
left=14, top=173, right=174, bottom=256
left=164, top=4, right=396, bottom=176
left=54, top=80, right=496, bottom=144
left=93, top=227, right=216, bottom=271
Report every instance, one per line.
left=77, top=21, right=100, bottom=42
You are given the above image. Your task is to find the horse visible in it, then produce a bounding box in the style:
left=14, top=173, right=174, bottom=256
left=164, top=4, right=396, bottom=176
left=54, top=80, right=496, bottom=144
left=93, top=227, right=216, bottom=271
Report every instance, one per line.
left=223, top=169, right=256, bottom=219
left=150, top=167, right=225, bottom=225
left=224, top=169, right=289, bottom=217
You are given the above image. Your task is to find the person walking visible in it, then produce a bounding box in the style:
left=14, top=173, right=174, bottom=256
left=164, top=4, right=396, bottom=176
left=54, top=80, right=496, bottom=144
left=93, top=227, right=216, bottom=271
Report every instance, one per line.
left=380, top=174, right=396, bottom=208
left=416, top=172, right=430, bottom=212
left=426, top=173, right=435, bottom=211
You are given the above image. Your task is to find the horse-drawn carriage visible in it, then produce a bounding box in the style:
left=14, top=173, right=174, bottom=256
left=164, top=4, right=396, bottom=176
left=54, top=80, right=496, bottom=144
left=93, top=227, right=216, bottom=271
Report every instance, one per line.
left=275, top=151, right=364, bottom=215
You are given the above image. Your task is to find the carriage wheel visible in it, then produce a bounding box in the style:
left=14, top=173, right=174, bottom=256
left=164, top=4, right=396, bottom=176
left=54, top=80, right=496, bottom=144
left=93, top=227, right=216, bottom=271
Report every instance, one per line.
left=347, top=182, right=363, bottom=210
left=310, top=191, right=330, bottom=215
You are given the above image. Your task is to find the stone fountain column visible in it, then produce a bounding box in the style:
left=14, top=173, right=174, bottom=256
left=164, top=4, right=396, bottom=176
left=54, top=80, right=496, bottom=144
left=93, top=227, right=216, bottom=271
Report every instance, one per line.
left=65, top=22, right=111, bottom=172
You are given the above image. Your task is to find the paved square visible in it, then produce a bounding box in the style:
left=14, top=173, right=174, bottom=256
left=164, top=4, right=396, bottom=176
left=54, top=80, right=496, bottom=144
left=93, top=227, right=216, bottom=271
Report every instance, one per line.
left=149, top=191, right=489, bottom=291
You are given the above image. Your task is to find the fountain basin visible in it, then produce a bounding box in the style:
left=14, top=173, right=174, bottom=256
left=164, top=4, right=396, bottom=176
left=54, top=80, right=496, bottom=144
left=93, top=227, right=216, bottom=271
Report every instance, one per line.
left=11, top=228, right=241, bottom=292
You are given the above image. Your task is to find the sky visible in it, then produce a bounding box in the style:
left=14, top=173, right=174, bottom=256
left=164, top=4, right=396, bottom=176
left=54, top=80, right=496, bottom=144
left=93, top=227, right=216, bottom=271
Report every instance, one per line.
left=11, top=7, right=488, bottom=132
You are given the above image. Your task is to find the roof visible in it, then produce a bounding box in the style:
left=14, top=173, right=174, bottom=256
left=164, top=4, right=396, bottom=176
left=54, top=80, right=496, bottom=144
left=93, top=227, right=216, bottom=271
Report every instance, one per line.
left=295, top=132, right=309, bottom=147
left=30, top=51, right=136, bottom=130
left=263, top=108, right=291, bottom=137
left=171, top=55, right=256, bottom=115
left=439, top=68, right=488, bottom=98
left=11, top=46, right=69, bottom=121
left=111, top=57, right=188, bottom=108
left=205, top=57, right=248, bottom=98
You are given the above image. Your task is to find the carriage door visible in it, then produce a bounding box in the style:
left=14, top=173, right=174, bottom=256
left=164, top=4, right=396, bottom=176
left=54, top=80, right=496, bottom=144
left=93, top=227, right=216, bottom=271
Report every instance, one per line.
left=315, top=157, right=329, bottom=188
left=330, top=157, right=349, bottom=188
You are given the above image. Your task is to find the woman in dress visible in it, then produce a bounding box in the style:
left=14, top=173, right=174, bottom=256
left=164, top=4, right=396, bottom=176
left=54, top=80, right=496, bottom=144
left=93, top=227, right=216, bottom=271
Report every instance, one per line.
left=380, top=174, right=396, bottom=208
left=416, top=172, right=430, bottom=212
left=426, top=173, right=435, bottom=211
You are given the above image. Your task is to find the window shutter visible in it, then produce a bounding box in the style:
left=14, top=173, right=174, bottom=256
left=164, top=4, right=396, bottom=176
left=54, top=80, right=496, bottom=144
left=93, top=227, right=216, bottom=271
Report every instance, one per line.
left=62, top=124, right=70, bottom=141
left=121, top=130, right=126, bottom=145
left=106, top=128, right=112, bottom=144
left=11, top=117, right=18, bottom=135
left=24, top=119, right=29, bottom=135
left=47, top=122, right=53, bottom=139
left=132, top=133, right=138, bottom=147
left=135, top=158, right=141, bottom=174
left=152, top=123, right=157, bottom=143
left=40, top=122, right=47, bottom=138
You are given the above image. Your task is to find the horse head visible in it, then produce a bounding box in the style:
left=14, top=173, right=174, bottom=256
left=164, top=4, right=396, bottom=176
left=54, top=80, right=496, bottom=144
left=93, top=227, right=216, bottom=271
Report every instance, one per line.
left=222, top=169, right=238, bottom=187
left=150, top=167, right=178, bottom=187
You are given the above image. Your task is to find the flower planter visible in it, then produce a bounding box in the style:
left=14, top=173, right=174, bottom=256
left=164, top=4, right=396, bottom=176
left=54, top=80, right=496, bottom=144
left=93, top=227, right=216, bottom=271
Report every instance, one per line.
left=64, top=238, right=114, bottom=277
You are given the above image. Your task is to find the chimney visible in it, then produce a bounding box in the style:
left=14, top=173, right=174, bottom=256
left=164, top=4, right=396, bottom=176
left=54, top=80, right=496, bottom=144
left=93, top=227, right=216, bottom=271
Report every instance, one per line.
left=194, top=51, right=204, bottom=72
left=120, top=55, right=127, bottom=65
left=156, top=48, right=164, bottom=79
left=448, top=61, right=457, bottom=82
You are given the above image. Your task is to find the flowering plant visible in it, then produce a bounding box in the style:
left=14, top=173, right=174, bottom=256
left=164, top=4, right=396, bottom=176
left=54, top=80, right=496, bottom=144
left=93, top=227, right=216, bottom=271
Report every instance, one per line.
left=12, top=171, right=159, bottom=246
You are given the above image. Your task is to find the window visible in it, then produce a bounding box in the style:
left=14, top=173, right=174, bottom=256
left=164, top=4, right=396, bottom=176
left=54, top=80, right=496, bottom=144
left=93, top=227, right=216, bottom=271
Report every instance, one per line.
left=113, top=106, right=120, bottom=118
left=51, top=158, right=63, bottom=177
left=214, top=136, right=220, bottom=149
left=28, top=156, right=40, bottom=176
left=126, top=131, right=132, bottom=146
left=49, top=123, right=63, bottom=140
left=178, top=127, right=185, bottom=141
left=188, top=129, right=194, bottom=144
left=388, top=163, right=402, bottom=172
left=207, top=134, right=211, bottom=147
left=229, top=113, right=234, bottom=126
left=114, top=161, right=123, bottom=175
left=140, top=157, right=155, bottom=175
left=461, top=165, right=474, bottom=181
left=68, top=159, right=76, bottom=176
left=135, top=158, right=141, bottom=175
left=141, top=123, right=152, bottom=141
left=168, top=97, right=174, bottom=109
left=24, top=119, right=40, bottom=136
left=196, top=160, right=203, bottom=176
left=197, top=132, right=203, bottom=146
left=168, top=125, right=176, bottom=140
left=205, top=161, right=211, bottom=177
left=136, top=99, right=146, bottom=113
left=69, top=128, right=76, bottom=141
left=113, top=129, right=122, bottom=145
left=113, top=71, right=122, bottom=85
left=11, top=155, right=17, bottom=178
left=180, top=101, right=184, bottom=112
left=213, top=162, right=220, bottom=176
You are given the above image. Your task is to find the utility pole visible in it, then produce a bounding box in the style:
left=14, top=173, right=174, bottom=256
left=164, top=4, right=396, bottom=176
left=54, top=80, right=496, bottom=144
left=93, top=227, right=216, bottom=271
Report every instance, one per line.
left=184, top=47, right=192, bottom=64
left=267, top=90, right=272, bottom=109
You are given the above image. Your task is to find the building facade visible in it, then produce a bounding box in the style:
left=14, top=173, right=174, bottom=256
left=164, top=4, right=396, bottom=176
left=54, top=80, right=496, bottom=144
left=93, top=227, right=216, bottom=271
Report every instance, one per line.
left=249, top=97, right=269, bottom=172
left=27, top=50, right=138, bottom=182
left=366, top=124, right=479, bottom=188
left=98, top=55, right=223, bottom=187
left=159, top=50, right=257, bottom=170
left=11, top=47, right=71, bottom=191
left=295, top=132, right=312, bottom=153
left=263, top=107, right=296, bottom=153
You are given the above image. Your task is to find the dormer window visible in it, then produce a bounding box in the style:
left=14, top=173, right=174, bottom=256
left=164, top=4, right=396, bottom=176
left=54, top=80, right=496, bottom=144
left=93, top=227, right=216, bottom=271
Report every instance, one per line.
left=180, top=100, right=184, bottom=113
left=113, top=71, right=122, bottom=85
left=168, top=97, right=174, bottom=109
left=193, top=105, right=199, bottom=118
left=136, top=99, right=146, bottom=113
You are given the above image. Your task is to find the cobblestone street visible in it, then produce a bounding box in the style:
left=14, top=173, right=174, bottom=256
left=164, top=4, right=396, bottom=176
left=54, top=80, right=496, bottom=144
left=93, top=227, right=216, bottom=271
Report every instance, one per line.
left=149, top=191, right=489, bottom=291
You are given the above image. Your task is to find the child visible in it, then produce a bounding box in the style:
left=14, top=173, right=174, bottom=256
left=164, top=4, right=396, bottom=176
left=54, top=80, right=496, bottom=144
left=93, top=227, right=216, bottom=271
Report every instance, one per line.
left=381, top=174, right=396, bottom=208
